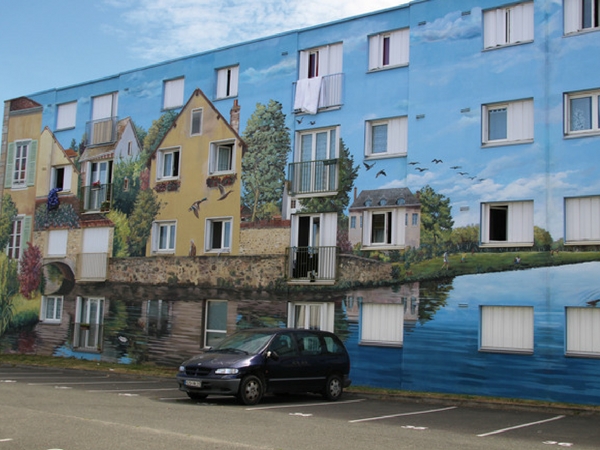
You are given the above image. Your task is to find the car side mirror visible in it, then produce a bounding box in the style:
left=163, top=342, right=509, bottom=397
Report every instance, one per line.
left=267, top=350, right=280, bottom=361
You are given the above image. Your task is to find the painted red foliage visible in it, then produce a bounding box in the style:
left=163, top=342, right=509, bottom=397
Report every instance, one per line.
left=18, top=243, right=42, bottom=299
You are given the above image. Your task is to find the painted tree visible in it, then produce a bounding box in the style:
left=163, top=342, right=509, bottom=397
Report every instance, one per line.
left=0, top=254, right=19, bottom=336
left=127, top=189, right=162, bottom=257
left=144, top=110, right=177, bottom=156
left=0, top=195, right=17, bottom=252
left=418, top=185, right=454, bottom=254
left=18, top=243, right=42, bottom=298
left=241, top=100, right=291, bottom=221
left=450, top=224, right=480, bottom=252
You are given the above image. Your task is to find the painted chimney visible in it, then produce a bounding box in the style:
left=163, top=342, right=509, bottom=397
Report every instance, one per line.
left=230, top=99, right=240, bottom=133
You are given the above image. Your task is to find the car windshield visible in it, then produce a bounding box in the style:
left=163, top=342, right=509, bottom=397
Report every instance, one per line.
left=210, top=331, right=274, bottom=355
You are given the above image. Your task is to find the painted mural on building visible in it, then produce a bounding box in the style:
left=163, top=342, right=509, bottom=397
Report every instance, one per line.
left=1, top=0, right=600, bottom=405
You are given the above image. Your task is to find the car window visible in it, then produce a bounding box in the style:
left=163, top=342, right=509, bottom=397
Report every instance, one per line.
left=323, top=335, right=344, bottom=355
left=269, top=333, right=297, bottom=357
left=212, top=330, right=273, bottom=354
left=296, top=332, right=323, bottom=356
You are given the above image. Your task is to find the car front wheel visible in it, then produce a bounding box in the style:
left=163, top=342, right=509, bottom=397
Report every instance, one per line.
left=322, top=374, right=343, bottom=401
left=237, top=375, right=264, bottom=405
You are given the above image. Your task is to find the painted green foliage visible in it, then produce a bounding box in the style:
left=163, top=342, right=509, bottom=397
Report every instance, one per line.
left=0, top=195, right=17, bottom=251
left=0, top=255, right=19, bottom=336
left=241, top=100, right=291, bottom=221
left=418, top=185, right=454, bottom=254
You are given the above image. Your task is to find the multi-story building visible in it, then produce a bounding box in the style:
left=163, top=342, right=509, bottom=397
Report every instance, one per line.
left=1, top=0, right=600, bottom=404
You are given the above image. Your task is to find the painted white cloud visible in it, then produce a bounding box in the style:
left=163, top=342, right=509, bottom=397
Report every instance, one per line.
left=106, top=0, right=408, bottom=62
left=413, top=8, right=482, bottom=43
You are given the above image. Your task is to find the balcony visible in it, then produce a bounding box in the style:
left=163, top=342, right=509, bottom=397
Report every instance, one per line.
left=86, top=117, right=117, bottom=146
left=286, top=246, right=337, bottom=283
left=80, top=183, right=112, bottom=212
left=288, top=159, right=338, bottom=197
left=77, top=252, right=109, bottom=281
left=293, top=73, right=344, bottom=113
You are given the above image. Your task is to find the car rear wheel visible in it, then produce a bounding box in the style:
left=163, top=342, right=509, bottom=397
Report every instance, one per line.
left=187, top=392, right=208, bottom=401
left=237, top=375, right=263, bottom=405
left=322, top=374, right=343, bottom=401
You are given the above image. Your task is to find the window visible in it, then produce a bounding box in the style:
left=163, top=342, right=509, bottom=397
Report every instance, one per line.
left=350, top=216, right=356, bottom=229
left=566, top=307, right=600, bottom=357
left=361, top=303, right=404, bottom=346
left=153, top=221, right=176, bottom=253
left=216, top=66, right=239, bottom=99
left=368, top=28, right=409, bottom=70
left=480, top=201, right=534, bottom=247
left=209, top=141, right=234, bottom=174
left=205, top=300, right=227, bottom=347
left=4, top=140, right=37, bottom=189
left=565, top=89, right=600, bottom=136
left=146, top=300, right=171, bottom=338
left=74, top=297, right=104, bottom=350
left=6, top=216, right=31, bottom=260
left=482, top=99, right=534, bottom=145
left=163, top=78, right=184, bottom=110
left=365, top=117, right=408, bottom=157
left=287, top=302, right=334, bottom=332
left=51, top=165, right=72, bottom=191
left=483, top=2, right=534, bottom=49
left=56, top=101, right=77, bottom=130
left=565, top=196, right=600, bottom=244
left=47, top=229, right=68, bottom=257
left=205, top=218, right=232, bottom=252
left=90, top=93, right=118, bottom=146
left=412, top=213, right=419, bottom=226
left=295, top=43, right=343, bottom=112
left=191, top=108, right=203, bottom=135
left=157, top=148, right=180, bottom=180
left=480, top=306, right=534, bottom=354
left=41, top=296, right=63, bottom=323
left=362, top=209, right=405, bottom=249
left=564, top=0, right=600, bottom=34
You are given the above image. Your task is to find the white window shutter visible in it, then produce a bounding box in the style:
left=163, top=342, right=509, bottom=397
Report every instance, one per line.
left=564, top=0, right=581, bottom=34
left=483, top=9, right=498, bottom=48
left=362, top=211, right=371, bottom=245
left=508, top=201, right=534, bottom=244
left=520, top=2, right=535, bottom=42
left=480, top=203, right=490, bottom=243
left=92, top=94, right=114, bottom=120
left=230, top=66, right=239, bottom=97
left=57, top=102, right=77, bottom=129
left=509, top=99, right=534, bottom=141
left=368, top=35, right=380, bottom=70
left=393, top=209, right=406, bottom=246
left=388, top=117, right=408, bottom=155
left=82, top=227, right=110, bottom=253
left=48, top=230, right=69, bottom=256
left=389, top=29, right=409, bottom=66
left=326, top=43, right=343, bottom=75
left=299, top=50, right=309, bottom=80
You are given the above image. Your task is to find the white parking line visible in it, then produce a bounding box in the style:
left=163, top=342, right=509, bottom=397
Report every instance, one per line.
left=349, top=406, right=458, bottom=423
left=477, top=415, right=566, bottom=437
left=86, top=388, right=179, bottom=393
left=247, top=398, right=366, bottom=411
left=28, top=380, right=160, bottom=386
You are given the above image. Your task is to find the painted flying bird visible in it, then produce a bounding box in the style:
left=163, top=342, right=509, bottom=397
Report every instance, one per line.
left=310, top=121, right=316, bottom=125
left=432, top=159, right=443, bottom=164
left=586, top=299, right=600, bottom=307
left=363, top=161, right=376, bottom=171
left=451, top=165, right=462, bottom=169
left=469, top=176, right=477, bottom=180
left=376, top=169, right=387, bottom=178
left=218, top=183, right=234, bottom=201
left=478, top=178, right=486, bottom=182
left=458, top=172, right=469, bottom=176
left=415, top=167, right=429, bottom=172
left=296, top=117, right=304, bottom=124
left=408, top=161, right=420, bottom=165
left=189, top=198, right=208, bottom=218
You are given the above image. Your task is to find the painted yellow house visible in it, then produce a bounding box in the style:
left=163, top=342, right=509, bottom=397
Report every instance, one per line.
left=147, top=89, right=245, bottom=257
left=1, top=97, right=43, bottom=261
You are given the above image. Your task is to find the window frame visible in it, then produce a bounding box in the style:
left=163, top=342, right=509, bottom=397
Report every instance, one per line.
left=361, top=209, right=406, bottom=250
left=204, top=299, right=228, bottom=348
left=73, top=297, right=105, bottom=351
left=564, top=0, right=600, bottom=34
left=6, top=215, right=28, bottom=260
left=360, top=302, right=404, bottom=347
left=365, top=116, right=408, bottom=158
left=287, top=301, right=335, bottom=332
left=483, top=2, right=534, bottom=49
left=480, top=200, right=534, bottom=247
left=368, top=28, right=410, bottom=71
left=564, top=89, right=600, bottom=137
left=190, top=108, right=203, bottom=136
left=480, top=305, right=534, bottom=354
left=41, top=296, right=63, bottom=323
left=216, top=66, right=239, bottom=99
left=56, top=101, right=77, bottom=130
left=205, top=217, right=233, bottom=253
left=209, top=140, right=235, bottom=175
left=152, top=221, right=177, bottom=254
left=51, top=165, right=72, bottom=192
left=157, top=147, right=181, bottom=181
left=482, top=98, right=534, bottom=146
left=163, top=77, right=185, bottom=110
left=565, top=307, right=600, bottom=358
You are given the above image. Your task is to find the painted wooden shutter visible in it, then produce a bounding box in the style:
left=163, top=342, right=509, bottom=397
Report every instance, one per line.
left=21, top=216, right=32, bottom=248
left=26, top=140, right=38, bottom=186
left=4, top=143, right=15, bottom=188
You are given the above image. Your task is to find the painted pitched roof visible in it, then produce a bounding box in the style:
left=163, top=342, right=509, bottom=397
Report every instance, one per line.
left=349, top=187, right=420, bottom=211
left=79, top=117, right=136, bottom=163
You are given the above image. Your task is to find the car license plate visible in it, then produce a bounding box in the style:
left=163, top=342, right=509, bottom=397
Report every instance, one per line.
left=185, top=380, right=202, bottom=387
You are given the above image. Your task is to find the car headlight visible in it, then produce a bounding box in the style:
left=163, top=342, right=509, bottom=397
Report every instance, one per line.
left=215, top=368, right=239, bottom=375
left=178, top=365, right=185, bottom=373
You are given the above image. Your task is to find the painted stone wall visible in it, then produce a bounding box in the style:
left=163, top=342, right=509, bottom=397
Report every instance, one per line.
left=239, top=220, right=290, bottom=256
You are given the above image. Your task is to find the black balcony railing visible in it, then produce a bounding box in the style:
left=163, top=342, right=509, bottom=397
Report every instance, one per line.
left=80, top=183, right=112, bottom=212
left=286, top=246, right=338, bottom=282
left=288, top=159, right=338, bottom=196
left=86, top=117, right=117, bottom=146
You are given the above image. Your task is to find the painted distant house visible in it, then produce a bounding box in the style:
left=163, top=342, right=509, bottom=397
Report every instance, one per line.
left=348, top=188, right=421, bottom=251
left=2, top=0, right=600, bottom=406
left=147, top=88, right=245, bottom=257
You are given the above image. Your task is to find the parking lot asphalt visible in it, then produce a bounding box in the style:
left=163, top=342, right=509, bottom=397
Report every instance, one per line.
left=1, top=364, right=599, bottom=450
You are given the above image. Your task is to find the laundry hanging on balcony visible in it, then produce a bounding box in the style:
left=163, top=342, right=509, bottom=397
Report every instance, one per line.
left=47, top=187, right=63, bottom=211
left=294, top=77, right=322, bottom=115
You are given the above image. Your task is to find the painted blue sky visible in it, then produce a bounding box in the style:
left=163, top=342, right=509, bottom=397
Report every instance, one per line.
left=0, top=0, right=408, bottom=104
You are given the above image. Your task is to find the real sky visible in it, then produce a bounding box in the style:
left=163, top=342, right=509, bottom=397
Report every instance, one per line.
left=0, top=0, right=409, bottom=104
